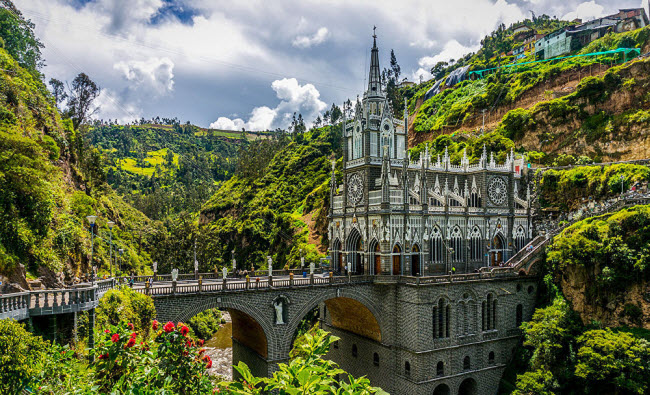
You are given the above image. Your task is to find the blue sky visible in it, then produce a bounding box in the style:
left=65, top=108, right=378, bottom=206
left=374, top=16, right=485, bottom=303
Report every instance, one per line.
left=15, top=0, right=648, bottom=130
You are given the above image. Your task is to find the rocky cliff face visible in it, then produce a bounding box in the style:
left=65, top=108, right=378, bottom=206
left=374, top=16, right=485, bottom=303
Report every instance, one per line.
left=559, top=263, right=650, bottom=329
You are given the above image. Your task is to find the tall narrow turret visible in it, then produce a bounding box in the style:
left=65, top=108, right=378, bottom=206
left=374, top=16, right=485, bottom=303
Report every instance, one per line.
left=367, top=27, right=382, bottom=97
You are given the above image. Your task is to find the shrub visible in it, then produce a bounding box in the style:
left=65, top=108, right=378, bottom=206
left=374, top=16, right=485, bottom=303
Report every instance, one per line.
left=0, top=319, right=49, bottom=395
left=188, top=308, right=222, bottom=340
left=96, top=286, right=156, bottom=337
left=499, top=108, right=531, bottom=140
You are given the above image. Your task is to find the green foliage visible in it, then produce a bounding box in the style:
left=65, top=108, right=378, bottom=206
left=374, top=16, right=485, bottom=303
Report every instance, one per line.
left=538, top=164, right=650, bottom=210
left=199, top=125, right=342, bottom=270
left=0, top=4, right=44, bottom=77
left=91, top=123, right=239, bottom=219
left=547, top=205, right=650, bottom=295
left=410, top=131, right=515, bottom=165
left=499, top=108, right=532, bottom=140
left=575, top=328, right=650, bottom=394
left=218, top=329, right=387, bottom=394
left=96, top=286, right=156, bottom=337
left=188, top=308, right=223, bottom=340
left=0, top=319, right=49, bottom=395
left=512, top=369, right=558, bottom=395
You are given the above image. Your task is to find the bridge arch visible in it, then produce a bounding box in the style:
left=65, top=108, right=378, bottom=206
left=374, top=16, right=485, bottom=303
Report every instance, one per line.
left=286, top=286, right=384, bottom=344
left=157, top=297, right=272, bottom=366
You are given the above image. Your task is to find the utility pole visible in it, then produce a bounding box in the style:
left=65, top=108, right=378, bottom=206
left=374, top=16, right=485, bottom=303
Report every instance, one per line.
left=481, top=109, right=487, bottom=134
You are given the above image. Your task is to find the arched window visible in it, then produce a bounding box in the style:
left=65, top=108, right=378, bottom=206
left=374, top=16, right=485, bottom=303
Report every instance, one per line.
left=373, top=352, right=379, bottom=367
left=469, top=226, right=482, bottom=261
left=352, top=344, right=357, bottom=358
left=485, top=294, right=498, bottom=330
left=463, top=356, right=471, bottom=371
left=434, top=298, right=450, bottom=338
left=450, top=227, right=463, bottom=262
left=436, top=361, right=444, bottom=377
left=470, top=191, right=482, bottom=207
left=516, top=304, right=523, bottom=327
left=404, top=361, right=411, bottom=376
left=489, top=351, right=495, bottom=364
left=515, top=226, right=526, bottom=252
left=430, top=227, right=443, bottom=263
left=429, top=197, right=443, bottom=207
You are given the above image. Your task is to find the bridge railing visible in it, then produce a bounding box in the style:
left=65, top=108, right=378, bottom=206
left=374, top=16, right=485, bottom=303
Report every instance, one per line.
left=0, top=292, right=30, bottom=320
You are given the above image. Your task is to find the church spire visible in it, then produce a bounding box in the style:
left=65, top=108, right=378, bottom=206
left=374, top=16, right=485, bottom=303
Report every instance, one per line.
left=367, top=26, right=382, bottom=97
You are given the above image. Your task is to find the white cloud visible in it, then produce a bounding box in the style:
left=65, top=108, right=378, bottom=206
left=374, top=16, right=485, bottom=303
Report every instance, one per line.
left=210, top=77, right=327, bottom=131
left=113, top=57, right=175, bottom=96
left=292, top=27, right=330, bottom=48
left=94, top=89, right=142, bottom=124
left=562, top=1, right=605, bottom=21
left=210, top=116, right=245, bottom=130
left=413, top=40, right=480, bottom=81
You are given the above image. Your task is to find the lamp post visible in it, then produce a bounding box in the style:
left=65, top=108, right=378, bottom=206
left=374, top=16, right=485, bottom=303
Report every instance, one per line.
left=87, top=215, right=97, bottom=282
left=300, top=249, right=304, bottom=271
left=107, top=221, right=115, bottom=278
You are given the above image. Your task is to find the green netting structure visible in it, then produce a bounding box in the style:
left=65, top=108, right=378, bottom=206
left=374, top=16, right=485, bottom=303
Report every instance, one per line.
left=469, top=48, right=641, bottom=79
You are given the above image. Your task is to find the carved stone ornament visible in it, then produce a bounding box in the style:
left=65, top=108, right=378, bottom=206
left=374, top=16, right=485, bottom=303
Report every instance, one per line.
left=347, top=173, right=363, bottom=204
left=488, top=177, right=507, bottom=206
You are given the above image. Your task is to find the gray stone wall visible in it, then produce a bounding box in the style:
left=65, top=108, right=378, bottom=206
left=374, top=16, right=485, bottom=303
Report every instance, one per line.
left=151, top=276, right=537, bottom=394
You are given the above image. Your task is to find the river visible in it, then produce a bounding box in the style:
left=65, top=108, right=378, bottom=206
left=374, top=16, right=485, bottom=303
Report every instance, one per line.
left=204, top=312, right=234, bottom=380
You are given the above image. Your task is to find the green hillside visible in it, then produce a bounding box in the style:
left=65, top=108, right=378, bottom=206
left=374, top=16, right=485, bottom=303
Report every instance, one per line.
left=0, top=46, right=156, bottom=278
left=89, top=123, right=243, bottom=219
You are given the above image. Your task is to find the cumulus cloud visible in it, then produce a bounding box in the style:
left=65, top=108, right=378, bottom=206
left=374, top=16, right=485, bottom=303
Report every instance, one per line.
left=113, top=57, right=175, bottom=96
left=562, top=1, right=606, bottom=21
left=412, top=40, right=481, bottom=81
left=210, top=78, right=327, bottom=131
left=292, top=27, right=330, bottom=48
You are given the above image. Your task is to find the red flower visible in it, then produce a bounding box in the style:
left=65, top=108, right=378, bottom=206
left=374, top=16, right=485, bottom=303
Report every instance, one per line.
left=152, top=320, right=159, bottom=330
left=104, top=329, right=110, bottom=333
left=111, top=334, right=119, bottom=343
left=198, top=348, right=206, bottom=355
left=205, top=355, right=212, bottom=369
left=163, top=321, right=175, bottom=333
left=131, top=332, right=137, bottom=339
left=98, top=353, right=109, bottom=360
left=127, top=322, right=134, bottom=330
left=125, top=338, right=136, bottom=348
left=180, top=325, right=189, bottom=336
left=199, top=339, right=204, bottom=346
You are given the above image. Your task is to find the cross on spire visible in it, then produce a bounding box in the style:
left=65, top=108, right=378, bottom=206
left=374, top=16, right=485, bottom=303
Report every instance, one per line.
left=373, top=25, right=377, bottom=39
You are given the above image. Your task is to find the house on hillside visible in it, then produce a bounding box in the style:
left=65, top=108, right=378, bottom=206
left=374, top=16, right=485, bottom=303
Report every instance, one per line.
left=535, top=8, right=650, bottom=60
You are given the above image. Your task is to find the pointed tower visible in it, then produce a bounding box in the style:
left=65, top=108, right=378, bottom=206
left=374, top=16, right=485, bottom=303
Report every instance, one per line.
left=329, top=159, right=337, bottom=216
left=367, top=27, right=382, bottom=98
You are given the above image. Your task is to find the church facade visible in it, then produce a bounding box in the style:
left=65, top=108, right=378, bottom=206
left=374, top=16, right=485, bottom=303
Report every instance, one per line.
left=328, top=36, right=533, bottom=276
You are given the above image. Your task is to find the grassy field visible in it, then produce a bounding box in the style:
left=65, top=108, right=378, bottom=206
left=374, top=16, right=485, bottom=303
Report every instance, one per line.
left=116, top=148, right=180, bottom=176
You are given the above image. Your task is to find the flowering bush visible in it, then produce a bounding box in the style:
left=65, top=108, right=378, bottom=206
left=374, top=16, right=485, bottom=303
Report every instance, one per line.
left=92, top=319, right=215, bottom=394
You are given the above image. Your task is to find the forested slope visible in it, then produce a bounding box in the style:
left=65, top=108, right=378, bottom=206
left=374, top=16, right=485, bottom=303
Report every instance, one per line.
left=89, top=123, right=242, bottom=219
left=0, top=46, right=156, bottom=286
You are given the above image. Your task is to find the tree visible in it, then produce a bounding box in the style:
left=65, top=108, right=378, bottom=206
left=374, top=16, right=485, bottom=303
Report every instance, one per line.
left=0, top=319, right=49, bottom=395
left=66, top=72, right=100, bottom=130
left=217, top=329, right=388, bottom=394
left=0, top=0, right=44, bottom=77
left=575, top=329, right=650, bottom=394
left=390, top=49, right=401, bottom=82
left=430, top=61, right=449, bottom=80
left=329, top=103, right=342, bottom=124
left=48, top=78, right=67, bottom=109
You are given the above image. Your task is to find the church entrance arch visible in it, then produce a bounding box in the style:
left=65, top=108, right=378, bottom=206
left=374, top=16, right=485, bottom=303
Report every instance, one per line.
left=346, top=229, right=364, bottom=275
left=411, top=244, right=420, bottom=276
left=392, top=244, right=402, bottom=275
left=490, top=233, right=505, bottom=266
